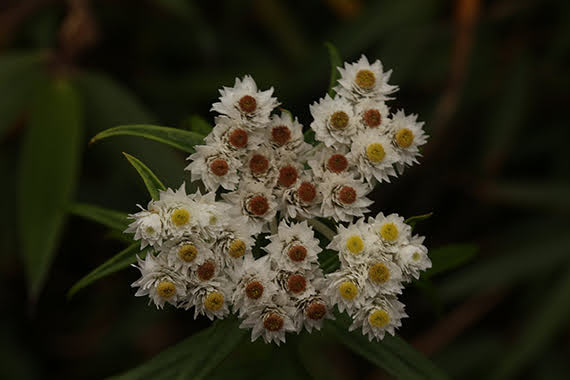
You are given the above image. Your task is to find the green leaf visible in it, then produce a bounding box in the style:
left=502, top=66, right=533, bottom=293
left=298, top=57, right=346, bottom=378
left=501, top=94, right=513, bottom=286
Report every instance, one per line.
left=303, top=128, right=316, bottom=146
left=18, top=79, right=83, bottom=301
left=423, top=244, right=478, bottom=279
left=90, top=124, right=205, bottom=153
left=122, top=153, right=166, bottom=200
left=404, top=212, right=433, bottom=229
left=109, top=318, right=246, bottom=380
left=324, top=42, right=342, bottom=97
left=68, top=243, right=146, bottom=298
left=327, top=313, right=448, bottom=380
left=68, top=203, right=129, bottom=232
left=491, top=268, right=570, bottom=380
left=183, top=114, right=213, bottom=135
left=318, top=249, right=340, bottom=273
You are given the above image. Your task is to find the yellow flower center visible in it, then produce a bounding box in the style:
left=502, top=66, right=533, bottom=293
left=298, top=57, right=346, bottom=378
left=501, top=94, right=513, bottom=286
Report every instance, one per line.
left=412, top=252, right=421, bottom=261
left=171, top=208, right=190, bottom=226
left=366, top=143, right=385, bottom=163
left=369, top=309, right=390, bottom=328
left=369, top=263, right=390, bottom=283
left=204, top=291, right=224, bottom=311
left=178, top=244, right=197, bottom=262
left=157, top=281, right=176, bottom=299
left=330, top=111, right=349, bottom=130
left=228, top=239, right=246, bottom=258
left=395, top=128, right=414, bottom=148
left=355, top=69, right=376, bottom=89
left=338, top=281, right=358, bottom=300
left=380, top=222, right=398, bottom=241
left=346, top=235, right=364, bottom=254
left=209, top=215, right=217, bottom=225
left=145, top=226, right=155, bottom=234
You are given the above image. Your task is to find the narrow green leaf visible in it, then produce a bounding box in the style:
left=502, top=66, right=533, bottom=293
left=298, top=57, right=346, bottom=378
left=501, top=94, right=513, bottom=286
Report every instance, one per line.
left=324, top=42, right=342, bottom=97
left=109, top=318, right=246, bottom=380
left=424, top=244, right=478, bottom=279
left=492, top=268, right=570, bottom=380
left=68, top=202, right=129, bottom=232
left=122, top=153, right=166, bottom=200
left=183, top=114, right=212, bottom=135
left=68, top=243, right=146, bottom=298
left=318, top=249, right=340, bottom=273
left=18, top=79, right=83, bottom=301
left=327, top=313, right=448, bottom=380
left=404, top=212, right=434, bottom=229
left=90, top=124, right=205, bottom=153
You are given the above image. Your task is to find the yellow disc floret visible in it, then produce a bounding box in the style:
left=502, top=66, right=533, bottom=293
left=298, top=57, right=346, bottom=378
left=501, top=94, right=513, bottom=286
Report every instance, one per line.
left=346, top=235, right=364, bottom=254
left=395, top=128, right=414, bottom=148
left=366, top=143, right=386, bottom=163
left=204, top=291, right=224, bottom=311
left=412, top=252, right=421, bottom=261
left=178, top=244, right=198, bottom=262
left=369, top=263, right=390, bottom=283
left=157, top=281, right=176, bottom=299
left=369, top=309, right=390, bottom=328
left=228, top=239, right=246, bottom=258
left=171, top=208, right=190, bottom=226
left=338, top=281, right=358, bottom=300
left=380, top=222, right=399, bottom=242
left=355, top=69, right=376, bottom=89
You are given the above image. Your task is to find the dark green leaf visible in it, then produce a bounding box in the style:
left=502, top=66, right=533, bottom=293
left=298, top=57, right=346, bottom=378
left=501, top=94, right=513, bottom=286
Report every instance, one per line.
left=404, top=212, right=434, bottom=229
left=68, top=243, right=146, bottom=298
left=324, top=42, right=342, bottom=97
left=109, top=318, right=246, bottom=380
left=68, top=202, right=129, bottom=232
left=18, top=79, right=83, bottom=301
left=122, top=153, right=166, bottom=200
left=327, top=313, right=448, bottom=380
left=90, top=124, right=205, bottom=153
left=183, top=114, right=212, bottom=135
left=303, top=128, right=316, bottom=146
left=318, top=249, right=340, bottom=273
left=423, top=244, right=478, bottom=279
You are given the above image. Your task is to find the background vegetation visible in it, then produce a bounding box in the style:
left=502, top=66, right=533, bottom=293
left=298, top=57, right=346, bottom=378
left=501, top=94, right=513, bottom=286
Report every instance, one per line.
left=1, top=0, right=569, bottom=379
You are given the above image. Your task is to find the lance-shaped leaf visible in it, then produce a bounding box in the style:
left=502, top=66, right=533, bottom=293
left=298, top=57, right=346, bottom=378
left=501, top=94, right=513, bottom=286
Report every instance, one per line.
left=90, top=124, right=205, bottom=153
left=109, top=318, right=246, bottom=380
left=122, top=153, right=166, bottom=200
left=68, top=243, right=147, bottom=298
left=18, top=79, right=83, bottom=301
left=325, top=42, right=342, bottom=97
left=68, top=202, right=129, bottom=232
left=404, top=212, right=433, bottom=229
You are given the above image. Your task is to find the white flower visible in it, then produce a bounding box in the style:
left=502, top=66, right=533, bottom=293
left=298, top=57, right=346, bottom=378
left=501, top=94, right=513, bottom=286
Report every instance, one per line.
left=241, top=146, right=278, bottom=187
left=394, top=236, right=431, bottom=282
left=349, top=130, right=398, bottom=184
left=229, top=255, right=278, bottom=317
left=222, top=182, right=278, bottom=234
left=349, top=296, right=407, bottom=341
left=157, top=185, right=207, bottom=239
left=185, top=281, right=232, bottom=320
left=131, top=253, right=187, bottom=309
left=162, top=238, right=212, bottom=272
left=211, top=75, right=279, bottom=129
left=240, top=302, right=296, bottom=345
left=319, top=172, right=373, bottom=222
left=361, top=258, right=404, bottom=297
left=189, top=254, right=224, bottom=284
left=368, top=212, right=411, bottom=251
left=206, top=116, right=263, bottom=156
left=279, top=174, right=322, bottom=220
left=354, top=99, right=390, bottom=131
left=307, top=144, right=354, bottom=178
left=309, top=95, right=358, bottom=147
left=186, top=143, right=242, bottom=192
left=273, top=150, right=304, bottom=192
left=212, top=217, right=256, bottom=268
left=334, top=55, right=398, bottom=102
left=264, top=220, right=322, bottom=271
left=324, top=268, right=366, bottom=314
left=388, top=110, right=428, bottom=174
left=125, top=205, right=165, bottom=249
left=265, top=112, right=311, bottom=154
left=327, top=218, right=376, bottom=266
left=292, top=293, right=334, bottom=333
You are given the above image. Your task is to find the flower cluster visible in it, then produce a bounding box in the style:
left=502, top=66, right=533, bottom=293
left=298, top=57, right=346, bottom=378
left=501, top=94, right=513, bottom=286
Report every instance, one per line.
left=125, top=54, right=431, bottom=345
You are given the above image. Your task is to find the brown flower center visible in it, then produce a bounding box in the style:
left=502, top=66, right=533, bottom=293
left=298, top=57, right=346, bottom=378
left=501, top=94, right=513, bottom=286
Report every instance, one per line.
left=297, top=182, right=317, bottom=203
left=228, top=128, right=248, bottom=148
left=209, top=158, right=229, bottom=176
left=238, top=95, right=257, bottom=113
left=245, top=281, right=264, bottom=300
left=362, top=109, right=381, bottom=127
left=327, top=154, right=348, bottom=173
left=288, top=245, right=307, bottom=262
left=278, top=165, right=298, bottom=187
left=306, top=302, right=327, bottom=320
left=271, top=125, right=291, bottom=146
left=197, top=261, right=215, bottom=281
left=287, top=274, right=307, bottom=294
left=249, top=154, right=269, bottom=174
left=330, top=111, right=349, bottom=130
left=248, top=195, right=269, bottom=216
left=263, top=313, right=284, bottom=332
left=338, top=186, right=356, bottom=204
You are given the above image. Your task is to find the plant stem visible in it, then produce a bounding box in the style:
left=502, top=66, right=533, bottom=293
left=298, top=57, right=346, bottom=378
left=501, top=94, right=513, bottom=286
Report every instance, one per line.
left=308, top=218, right=336, bottom=241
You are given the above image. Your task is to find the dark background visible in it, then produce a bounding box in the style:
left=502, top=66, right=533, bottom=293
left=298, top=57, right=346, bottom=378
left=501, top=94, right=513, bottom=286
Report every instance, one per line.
left=1, top=0, right=569, bottom=379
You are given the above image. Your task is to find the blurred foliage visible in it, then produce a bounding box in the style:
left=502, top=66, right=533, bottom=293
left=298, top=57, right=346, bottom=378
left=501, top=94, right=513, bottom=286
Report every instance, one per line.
left=1, top=0, right=569, bottom=379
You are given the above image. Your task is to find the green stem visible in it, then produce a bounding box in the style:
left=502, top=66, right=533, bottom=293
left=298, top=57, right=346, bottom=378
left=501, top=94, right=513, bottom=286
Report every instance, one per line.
left=308, top=219, right=336, bottom=241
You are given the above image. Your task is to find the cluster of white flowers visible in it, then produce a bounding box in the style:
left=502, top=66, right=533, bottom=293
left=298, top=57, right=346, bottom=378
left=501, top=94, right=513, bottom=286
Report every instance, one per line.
left=125, top=54, right=431, bottom=344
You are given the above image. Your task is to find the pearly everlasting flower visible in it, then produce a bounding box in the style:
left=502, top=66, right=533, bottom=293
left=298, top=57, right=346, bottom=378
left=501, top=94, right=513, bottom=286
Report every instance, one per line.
left=334, top=55, right=398, bottom=102
left=328, top=218, right=377, bottom=266
left=394, top=236, right=431, bottom=282
left=211, top=75, right=279, bottom=129
left=163, top=237, right=212, bottom=271
left=292, top=292, right=334, bottom=333
left=354, top=99, right=391, bottom=131
left=266, top=112, right=311, bottom=154
left=125, top=206, right=165, bottom=249
left=241, top=146, right=278, bottom=187
left=223, top=182, right=278, bottom=234
left=368, top=212, right=411, bottom=251
left=131, top=253, right=187, bottom=309
left=240, top=302, right=296, bottom=345
left=388, top=110, right=428, bottom=174
left=309, top=95, right=358, bottom=147
left=206, top=116, right=263, bottom=156
left=186, top=143, right=242, bottom=192
left=349, top=296, right=407, bottom=341
left=361, top=258, right=404, bottom=296
left=324, top=269, right=366, bottom=314
left=349, top=130, right=398, bottom=184
left=319, top=172, right=373, bottom=222
left=212, top=217, right=256, bottom=268
left=279, top=174, right=322, bottom=220
left=264, top=220, right=322, bottom=271
left=185, top=281, right=232, bottom=320
left=230, top=255, right=278, bottom=317
left=307, top=144, right=354, bottom=178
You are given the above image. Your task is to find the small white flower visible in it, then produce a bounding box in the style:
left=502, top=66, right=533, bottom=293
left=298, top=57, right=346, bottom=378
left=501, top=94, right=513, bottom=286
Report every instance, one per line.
left=185, top=281, right=232, bottom=320
left=324, top=268, right=366, bottom=314
left=361, top=258, right=404, bottom=297
left=319, top=172, right=373, bottom=222
left=240, top=302, right=296, bottom=345
left=394, top=236, right=431, bottom=282
left=334, top=55, right=398, bottom=102
left=265, top=112, right=311, bottom=154
left=309, top=95, right=358, bottom=147
left=158, top=185, right=206, bottom=239
left=125, top=205, right=165, bottom=249
left=131, top=253, right=187, bottom=309
left=368, top=212, right=411, bottom=251
left=279, top=174, right=322, bottom=220
left=292, top=293, right=334, bottom=333
left=162, top=238, right=212, bottom=272
left=222, top=182, right=278, bottom=234
left=307, top=144, right=354, bottom=178
left=186, top=143, right=242, bottom=192
left=212, top=217, right=256, bottom=268
left=349, top=296, right=407, bottom=341
left=206, top=116, right=263, bottom=156
left=349, top=130, right=398, bottom=184
left=354, top=99, right=390, bottom=131
left=264, top=220, right=322, bottom=271
left=241, top=146, right=279, bottom=187
left=388, top=110, right=428, bottom=174
left=211, top=75, right=279, bottom=129
left=327, top=218, right=375, bottom=266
